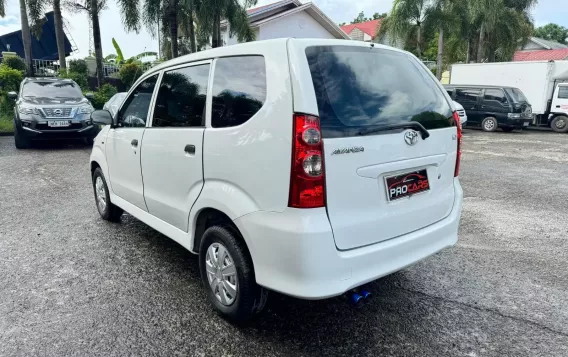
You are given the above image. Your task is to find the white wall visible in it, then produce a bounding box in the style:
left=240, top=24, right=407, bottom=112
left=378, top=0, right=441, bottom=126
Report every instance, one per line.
left=258, top=11, right=336, bottom=41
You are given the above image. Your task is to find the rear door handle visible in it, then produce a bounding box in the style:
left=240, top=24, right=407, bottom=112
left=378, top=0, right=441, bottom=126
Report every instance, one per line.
left=131, top=139, right=138, bottom=147
left=556, top=105, right=561, bottom=108
left=184, top=144, right=196, bottom=155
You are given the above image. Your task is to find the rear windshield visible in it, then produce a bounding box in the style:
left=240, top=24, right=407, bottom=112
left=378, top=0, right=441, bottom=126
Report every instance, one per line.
left=305, top=46, right=453, bottom=138
left=22, top=81, right=83, bottom=99
left=505, top=88, right=528, bottom=103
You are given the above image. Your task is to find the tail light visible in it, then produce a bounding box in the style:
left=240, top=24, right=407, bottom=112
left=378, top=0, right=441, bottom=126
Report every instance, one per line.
left=453, top=111, right=462, bottom=177
left=288, top=113, right=325, bottom=208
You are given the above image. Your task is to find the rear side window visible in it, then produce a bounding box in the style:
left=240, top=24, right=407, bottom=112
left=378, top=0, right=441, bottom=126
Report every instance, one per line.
left=558, top=86, right=568, bottom=99
left=484, top=89, right=507, bottom=104
left=455, top=88, right=481, bottom=103
left=305, top=46, right=453, bottom=138
left=152, top=64, right=210, bottom=127
left=211, top=56, right=266, bottom=128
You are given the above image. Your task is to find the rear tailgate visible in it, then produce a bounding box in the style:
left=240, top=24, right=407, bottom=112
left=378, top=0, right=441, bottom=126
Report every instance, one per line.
left=289, top=40, right=459, bottom=250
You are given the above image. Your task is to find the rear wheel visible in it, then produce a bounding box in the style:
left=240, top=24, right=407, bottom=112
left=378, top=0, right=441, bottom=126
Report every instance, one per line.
left=502, top=127, right=515, bottom=133
left=481, top=117, right=498, bottom=132
left=199, top=225, right=268, bottom=324
left=14, top=126, right=31, bottom=149
left=551, top=116, right=568, bottom=133
left=92, top=168, right=123, bottom=222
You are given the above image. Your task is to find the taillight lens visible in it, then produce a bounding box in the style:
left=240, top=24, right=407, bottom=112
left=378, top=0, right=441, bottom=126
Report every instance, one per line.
left=289, top=113, right=325, bottom=208
left=453, top=111, right=462, bottom=177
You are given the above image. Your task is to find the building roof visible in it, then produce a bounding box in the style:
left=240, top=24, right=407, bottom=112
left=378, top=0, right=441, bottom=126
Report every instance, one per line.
left=340, top=19, right=382, bottom=39
left=0, top=11, right=73, bottom=60
left=513, top=48, right=568, bottom=61
left=529, top=37, right=568, bottom=50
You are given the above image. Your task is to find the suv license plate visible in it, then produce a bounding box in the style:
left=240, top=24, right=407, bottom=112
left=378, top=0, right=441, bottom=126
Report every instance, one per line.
left=523, top=122, right=529, bottom=127
left=48, top=120, right=71, bottom=127
left=385, top=169, right=430, bottom=201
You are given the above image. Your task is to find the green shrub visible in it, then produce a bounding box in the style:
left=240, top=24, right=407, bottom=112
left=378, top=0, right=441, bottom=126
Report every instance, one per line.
left=3, top=56, right=26, bottom=71
left=91, top=83, right=118, bottom=109
left=119, top=62, right=142, bottom=89
left=68, top=59, right=88, bottom=75
left=58, top=71, right=88, bottom=91
left=0, top=64, right=24, bottom=92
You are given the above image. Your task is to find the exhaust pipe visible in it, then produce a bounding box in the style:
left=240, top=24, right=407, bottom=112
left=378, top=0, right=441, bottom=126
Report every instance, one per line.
left=348, top=287, right=371, bottom=307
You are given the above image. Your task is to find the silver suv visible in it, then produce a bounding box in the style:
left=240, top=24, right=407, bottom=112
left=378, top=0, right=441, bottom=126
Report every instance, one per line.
left=9, top=77, right=96, bottom=148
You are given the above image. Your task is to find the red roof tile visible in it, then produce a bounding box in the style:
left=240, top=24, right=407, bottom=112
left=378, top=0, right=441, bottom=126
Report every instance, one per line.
left=340, top=19, right=382, bottom=39
left=513, top=49, right=568, bottom=61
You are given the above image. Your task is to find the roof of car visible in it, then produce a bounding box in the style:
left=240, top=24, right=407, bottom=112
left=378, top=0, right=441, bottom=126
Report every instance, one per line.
left=23, top=77, right=74, bottom=83
left=444, top=84, right=519, bottom=90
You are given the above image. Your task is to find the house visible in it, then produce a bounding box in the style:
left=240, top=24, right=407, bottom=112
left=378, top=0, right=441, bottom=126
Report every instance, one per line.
left=221, top=0, right=350, bottom=46
left=513, top=37, right=568, bottom=62
left=340, top=18, right=404, bottom=49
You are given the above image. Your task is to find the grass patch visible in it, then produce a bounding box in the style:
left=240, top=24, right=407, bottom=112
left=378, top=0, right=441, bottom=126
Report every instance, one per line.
left=0, top=112, right=13, bottom=133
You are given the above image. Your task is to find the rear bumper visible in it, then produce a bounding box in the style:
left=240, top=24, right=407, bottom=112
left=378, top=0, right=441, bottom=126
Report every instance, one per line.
left=234, top=178, right=463, bottom=299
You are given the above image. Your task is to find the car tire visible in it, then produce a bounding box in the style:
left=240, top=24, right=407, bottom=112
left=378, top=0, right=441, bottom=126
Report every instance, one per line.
left=199, top=225, right=268, bottom=324
left=92, top=167, right=123, bottom=222
left=551, top=116, right=568, bottom=133
left=14, top=126, right=31, bottom=149
left=502, top=127, right=514, bottom=133
left=481, top=117, right=498, bottom=132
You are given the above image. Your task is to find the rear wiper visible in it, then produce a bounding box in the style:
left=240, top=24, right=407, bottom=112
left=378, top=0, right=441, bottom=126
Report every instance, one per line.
left=357, top=122, right=430, bottom=139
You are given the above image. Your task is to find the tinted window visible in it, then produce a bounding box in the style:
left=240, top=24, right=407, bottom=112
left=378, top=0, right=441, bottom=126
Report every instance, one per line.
left=211, top=56, right=266, bottom=128
left=505, top=88, right=528, bottom=103
left=484, top=89, right=507, bottom=103
left=558, top=86, right=568, bottom=99
left=455, top=88, right=481, bottom=103
left=446, top=88, right=454, bottom=98
left=22, top=81, right=82, bottom=99
left=305, top=46, right=453, bottom=138
left=117, top=75, right=158, bottom=128
left=152, top=64, right=210, bottom=127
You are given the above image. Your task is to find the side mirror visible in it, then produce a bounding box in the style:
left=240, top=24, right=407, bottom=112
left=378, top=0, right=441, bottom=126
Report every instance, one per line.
left=85, top=92, right=95, bottom=100
left=91, top=109, right=113, bottom=126
left=7, top=91, right=17, bottom=100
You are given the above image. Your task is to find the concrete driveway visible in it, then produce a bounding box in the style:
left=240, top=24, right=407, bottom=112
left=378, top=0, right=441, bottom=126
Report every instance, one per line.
left=0, top=130, right=567, bottom=356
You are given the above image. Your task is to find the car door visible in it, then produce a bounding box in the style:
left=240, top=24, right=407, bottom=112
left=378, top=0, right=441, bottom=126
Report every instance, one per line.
left=140, top=62, right=209, bottom=232
left=551, top=84, right=568, bottom=113
left=106, top=74, right=159, bottom=211
left=455, top=87, right=482, bottom=124
left=481, top=88, right=509, bottom=124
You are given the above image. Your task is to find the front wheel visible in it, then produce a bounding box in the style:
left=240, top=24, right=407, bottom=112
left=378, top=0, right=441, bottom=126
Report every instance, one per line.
left=199, top=225, right=268, bottom=324
left=92, top=168, right=123, bottom=221
left=481, top=117, right=498, bottom=132
left=14, top=126, right=31, bottom=149
left=551, top=116, right=568, bottom=133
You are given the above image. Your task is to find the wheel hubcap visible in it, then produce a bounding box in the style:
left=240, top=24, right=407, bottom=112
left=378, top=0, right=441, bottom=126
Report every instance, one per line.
left=556, top=118, right=566, bottom=129
left=485, top=120, right=495, bottom=130
left=95, top=177, right=107, bottom=213
left=205, top=243, right=238, bottom=306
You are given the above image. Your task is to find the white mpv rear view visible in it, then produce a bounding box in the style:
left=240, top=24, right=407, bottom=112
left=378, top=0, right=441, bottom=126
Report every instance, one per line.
left=89, top=39, right=463, bottom=323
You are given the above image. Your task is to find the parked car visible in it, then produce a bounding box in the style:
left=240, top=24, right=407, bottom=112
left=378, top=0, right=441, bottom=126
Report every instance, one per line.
left=89, top=39, right=463, bottom=323
left=453, top=100, right=467, bottom=126
left=444, top=84, right=533, bottom=132
left=103, top=92, right=127, bottom=118
left=8, top=77, right=96, bottom=148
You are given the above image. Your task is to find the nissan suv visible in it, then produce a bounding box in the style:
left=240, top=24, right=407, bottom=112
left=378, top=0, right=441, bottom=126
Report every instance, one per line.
left=9, top=77, right=96, bottom=148
left=89, top=39, right=464, bottom=323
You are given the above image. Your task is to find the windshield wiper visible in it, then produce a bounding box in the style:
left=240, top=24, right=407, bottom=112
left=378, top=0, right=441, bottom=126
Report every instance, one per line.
left=357, top=122, right=430, bottom=139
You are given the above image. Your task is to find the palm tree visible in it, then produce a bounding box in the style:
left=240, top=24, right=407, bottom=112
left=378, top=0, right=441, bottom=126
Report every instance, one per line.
left=67, top=0, right=107, bottom=86
left=199, top=0, right=257, bottom=48
left=28, top=0, right=67, bottom=71
left=19, top=0, right=34, bottom=76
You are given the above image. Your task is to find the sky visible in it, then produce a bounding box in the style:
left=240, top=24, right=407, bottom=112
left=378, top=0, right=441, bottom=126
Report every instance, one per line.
left=0, top=0, right=567, bottom=60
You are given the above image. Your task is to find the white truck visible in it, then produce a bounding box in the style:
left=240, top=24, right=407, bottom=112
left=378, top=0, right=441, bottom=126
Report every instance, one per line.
left=450, top=61, right=568, bottom=132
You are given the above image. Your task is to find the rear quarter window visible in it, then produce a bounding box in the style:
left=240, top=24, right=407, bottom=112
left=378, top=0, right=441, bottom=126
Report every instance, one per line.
left=305, top=46, right=453, bottom=138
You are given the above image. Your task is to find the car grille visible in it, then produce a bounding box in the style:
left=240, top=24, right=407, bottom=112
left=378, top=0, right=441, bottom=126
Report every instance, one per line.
left=457, top=109, right=466, bottom=117
left=43, top=108, right=73, bottom=118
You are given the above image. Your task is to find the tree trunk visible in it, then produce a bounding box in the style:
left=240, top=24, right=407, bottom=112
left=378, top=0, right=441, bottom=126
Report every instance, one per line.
left=416, top=23, right=422, bottom=58
left=477, top=23, right=485, bottom=63
left=53, top=0, right=67, bottom=71
left=466, top=38, right=471, bottom=64
left=188, top=0, right=196, bottom=53
left=216, top=18, right=221, bottom=47
left=212, top=11, right=221, bottom=48
left=19, top=0, right=33, bottom=76
left=91, top=0, right=104, bottom=87
left=436, top=27, right=444, bottom=80
left=169, top=13, right=178, bottom=58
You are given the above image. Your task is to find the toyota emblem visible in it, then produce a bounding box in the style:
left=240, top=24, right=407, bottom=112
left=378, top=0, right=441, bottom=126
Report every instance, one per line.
left=404, top=130, right=419, bottom=146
